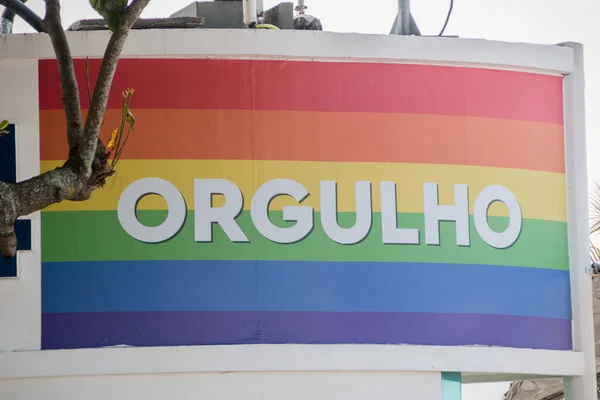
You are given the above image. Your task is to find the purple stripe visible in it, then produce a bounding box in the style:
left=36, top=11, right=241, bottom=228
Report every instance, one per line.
left=41, top=311, right=572, bottom=351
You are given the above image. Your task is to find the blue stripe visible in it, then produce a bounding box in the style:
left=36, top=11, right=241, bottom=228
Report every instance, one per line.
left=42, top=260, right=572, bottom=319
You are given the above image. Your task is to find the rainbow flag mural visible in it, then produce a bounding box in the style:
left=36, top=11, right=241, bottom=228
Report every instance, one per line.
left=39, top=58, right=571, bottom=351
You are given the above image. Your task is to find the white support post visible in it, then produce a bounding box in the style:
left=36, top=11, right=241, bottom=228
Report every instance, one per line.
left=561, top=41, right=597, bottom=400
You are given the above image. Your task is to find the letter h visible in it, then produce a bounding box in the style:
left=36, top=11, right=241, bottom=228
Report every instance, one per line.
left=423, top=182, right=470, bottom=247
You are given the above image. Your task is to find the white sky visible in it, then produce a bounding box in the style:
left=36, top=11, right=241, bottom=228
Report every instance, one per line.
left=7, top=0, right=600, bottom=398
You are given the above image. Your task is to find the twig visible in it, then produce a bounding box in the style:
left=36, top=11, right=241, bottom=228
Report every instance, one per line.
left=81, top=0, right=151, bottom=177
left=85, top=57, right=92, bottom=104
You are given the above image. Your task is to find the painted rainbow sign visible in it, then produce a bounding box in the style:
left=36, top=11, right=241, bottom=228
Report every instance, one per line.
left=39, top=58, right=570, bottom=351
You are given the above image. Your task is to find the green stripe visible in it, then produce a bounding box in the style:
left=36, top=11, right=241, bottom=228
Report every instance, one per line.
left=41, top=211, right=568, bottom=269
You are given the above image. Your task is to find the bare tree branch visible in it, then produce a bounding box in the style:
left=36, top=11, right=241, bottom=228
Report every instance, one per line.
left=42, top=0, right=83, bottom=151
left=82, top=0, right=151, bottom=177
left=0, top=157, right=107, bottom=258
left=0, top=0, right=151, bottom=258
left=0, top=167, right=76, bottom=258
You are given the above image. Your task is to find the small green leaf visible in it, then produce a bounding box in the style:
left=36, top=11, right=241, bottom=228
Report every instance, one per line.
left=89, top=0, right=129, bottom=32
left=0, top=120, right=9, bottom=131
left=126, top=109, right=135, bottom=129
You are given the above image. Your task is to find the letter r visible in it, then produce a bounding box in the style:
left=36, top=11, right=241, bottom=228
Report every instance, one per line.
left=194, top=179, right=249, bottom=243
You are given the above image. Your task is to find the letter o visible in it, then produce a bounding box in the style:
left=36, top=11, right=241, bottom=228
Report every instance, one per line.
left=117, top=177, right=186, bottom=243
left=473, top=185, right=522, bottom=249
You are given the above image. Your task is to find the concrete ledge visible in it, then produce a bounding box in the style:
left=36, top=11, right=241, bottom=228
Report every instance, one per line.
left=0, top=29, right=574, bottom=75
left=0, top=344, right=585, bottom=382
left=67, top=17, right=205, bottom=31
left=0, top=370, right=444, bottom=400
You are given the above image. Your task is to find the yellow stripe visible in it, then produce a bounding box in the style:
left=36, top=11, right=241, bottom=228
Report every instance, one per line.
left=41, top=160, right=566, bottom=221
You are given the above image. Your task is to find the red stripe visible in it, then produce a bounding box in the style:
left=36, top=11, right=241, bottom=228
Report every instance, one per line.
left=38, top=58, right=564, bottom=124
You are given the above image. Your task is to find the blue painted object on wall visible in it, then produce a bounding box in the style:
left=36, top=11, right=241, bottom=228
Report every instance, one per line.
left=442, top=372, right=462, bottom=400
left=0, top=123, right=16, bottom=183
left=0, top=124, right=33, bottom=278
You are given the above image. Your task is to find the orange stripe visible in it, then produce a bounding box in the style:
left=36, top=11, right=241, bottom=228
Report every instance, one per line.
left=40, top=109, right=565, bottom=172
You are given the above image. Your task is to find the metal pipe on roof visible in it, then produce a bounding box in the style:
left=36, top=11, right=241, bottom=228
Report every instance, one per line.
left=243, top=0, right=257, bottom=26
left=297, top=0, right=306, bottom=14
left=0, top=0, right=42, bottom=32
left=389, top=12, right=420, bottom=35
left=395, top=0, right=411, bottom=35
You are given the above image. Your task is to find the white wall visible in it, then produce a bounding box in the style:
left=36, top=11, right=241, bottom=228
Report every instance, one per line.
left=0, top=58, right=41, bottom=352
left=0, top=371, right=442, bottom=400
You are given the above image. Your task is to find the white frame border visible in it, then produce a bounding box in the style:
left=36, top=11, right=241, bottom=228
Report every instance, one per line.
left=0, top=29, right=574, bottom=75
left=0, top=30, right=592, bottom=389
left=560, top=41, right=597, bottom=400
left=0, top=344, right=585, bottom=383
